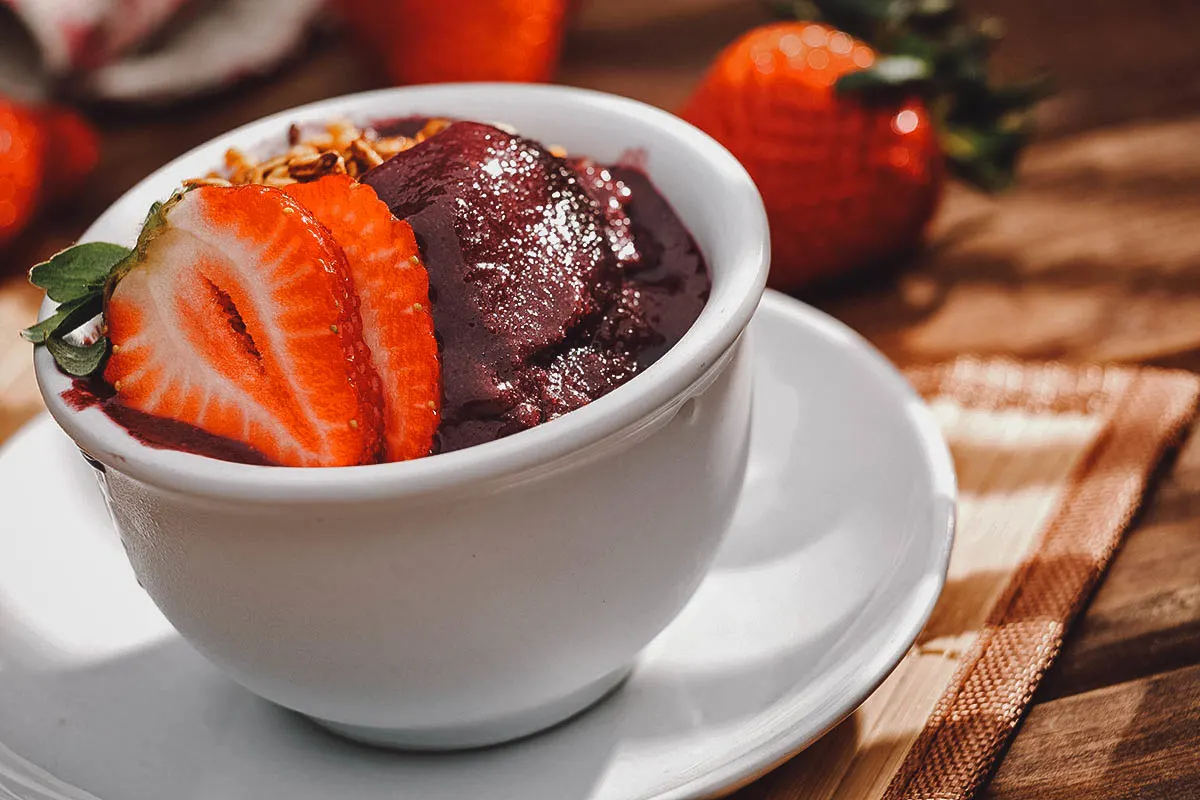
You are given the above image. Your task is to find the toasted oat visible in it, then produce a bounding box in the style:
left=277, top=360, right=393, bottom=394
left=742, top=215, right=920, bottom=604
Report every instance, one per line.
left=192, top=118, right=587, bottom=193
left=224, top=148, right=250, bottom=171
left=288, top=151, right=345, bottom=180
left=350, top=137, right=384, bottom=169
left=328, top=119, right=358, bottom=150
left=182, top=177, right=233, bottom=189
left=201, top=118, right=452, bottom=188
left=371, top=138, right=412, bottom=158
left=418, top=118, right=451, bottom=139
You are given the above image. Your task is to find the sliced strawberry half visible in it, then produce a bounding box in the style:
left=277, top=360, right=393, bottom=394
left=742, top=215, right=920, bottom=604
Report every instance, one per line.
left=285, top=175, right=440, bottom=462
left=103, top=184, right=385, bottom=467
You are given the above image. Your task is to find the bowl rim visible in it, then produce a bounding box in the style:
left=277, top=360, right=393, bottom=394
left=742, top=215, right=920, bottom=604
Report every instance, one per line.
left=34, top=83, right=769, bottom=504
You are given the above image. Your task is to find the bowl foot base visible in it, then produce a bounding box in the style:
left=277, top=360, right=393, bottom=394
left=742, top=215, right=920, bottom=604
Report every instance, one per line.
left=307, top=664, right=633, bottom=750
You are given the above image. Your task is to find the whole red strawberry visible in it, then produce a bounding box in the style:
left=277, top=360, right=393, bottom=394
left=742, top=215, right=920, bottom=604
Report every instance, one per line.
left=336, top=0, right=569, bottom=84
left=682, top=2, right=1045, bottom=291
left=0, top=99, right=98, bottom=247
left=0, top=101, right=47, bottom=247
left=41, top=108, right=101, bottom=203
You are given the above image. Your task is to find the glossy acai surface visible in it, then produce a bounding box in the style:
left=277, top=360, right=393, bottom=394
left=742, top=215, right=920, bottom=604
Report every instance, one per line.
left=363, top=121, right=709, bottom=452
left=60, top=119, right=710, bottom=464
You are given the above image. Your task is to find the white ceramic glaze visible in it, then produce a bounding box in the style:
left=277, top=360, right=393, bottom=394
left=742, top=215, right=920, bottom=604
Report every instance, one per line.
left=31, top=85, right=770, bottom=747
left=0, top=291, right=955, bottom=800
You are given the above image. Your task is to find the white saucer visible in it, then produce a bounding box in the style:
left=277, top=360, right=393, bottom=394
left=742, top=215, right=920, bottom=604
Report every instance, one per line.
left=0, top=291, right=954, bottom=800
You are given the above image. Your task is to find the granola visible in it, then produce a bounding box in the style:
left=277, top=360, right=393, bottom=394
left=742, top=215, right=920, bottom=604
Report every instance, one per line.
left=198, top=118, right=452, bottom=187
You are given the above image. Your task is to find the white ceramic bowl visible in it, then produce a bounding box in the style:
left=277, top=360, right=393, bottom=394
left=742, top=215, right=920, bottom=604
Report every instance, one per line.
left=33, top=84, right=769, bottom=749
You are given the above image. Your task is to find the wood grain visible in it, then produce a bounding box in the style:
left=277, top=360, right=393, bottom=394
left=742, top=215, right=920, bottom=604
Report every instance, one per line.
left=732, top=388, right=1108, bottom=800
left=824, top=117, right=1200, bottom=367
left=982, top=664, right=1200, bottom=800
left=1040, top=428, right=1200, bottom=699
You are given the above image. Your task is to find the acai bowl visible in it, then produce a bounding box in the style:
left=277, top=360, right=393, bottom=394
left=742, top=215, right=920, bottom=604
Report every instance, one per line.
left=30, top=84, right=769, bottom=749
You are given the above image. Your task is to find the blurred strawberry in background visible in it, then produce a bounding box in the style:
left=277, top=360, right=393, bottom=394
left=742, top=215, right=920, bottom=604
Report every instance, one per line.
left=684, top=22, right=942, bottom=292
left=0, top=99, right=98, bottom=247
left=0, top=0, right=323, bottom=247
left=682, top=0, right=1048, bottom=292
left=0, top=0, right=1049, bottom=296
left=38, top=108, right=99, bottom=203
left=334, top=0, right=570, bottom=84
left=0, top=102, right=44, bottom=247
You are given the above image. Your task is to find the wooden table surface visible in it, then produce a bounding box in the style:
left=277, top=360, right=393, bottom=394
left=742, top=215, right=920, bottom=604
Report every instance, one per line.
left=2, top=0, right=1198, bottom=796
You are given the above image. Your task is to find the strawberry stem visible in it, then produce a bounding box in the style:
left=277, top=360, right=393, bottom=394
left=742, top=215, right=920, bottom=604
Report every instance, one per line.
left=21, top=241, right=133, bottom=376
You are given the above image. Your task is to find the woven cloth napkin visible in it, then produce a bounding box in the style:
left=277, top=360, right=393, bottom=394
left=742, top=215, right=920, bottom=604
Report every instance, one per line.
left=731, top=356, right=1200, bottom=800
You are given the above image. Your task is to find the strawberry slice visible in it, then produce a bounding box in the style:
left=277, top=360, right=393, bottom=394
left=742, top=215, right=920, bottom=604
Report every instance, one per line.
left=285, top=175, right=440, bottom=461
left=103, top=184, right=385, bottom=467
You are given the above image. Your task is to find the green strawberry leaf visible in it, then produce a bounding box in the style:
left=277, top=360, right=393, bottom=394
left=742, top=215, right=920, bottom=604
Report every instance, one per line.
left=20, top=294, right=102, bottom=344
left=941, top=123, right=1028, bottom=191
left=836, top=55, right=932, bottom=94
left=983, top=75, right=1055, bottom=115
left=767, top=0, right=897, bottom=30
left=20, top=304, right=76, bottom=344
left=23, top=239, right=130, bottom=377
left=892, top=33, right=940, bottom=62
left=870, top=54, right=933, bottom=82
left=45, top=337, right=108, bottom=377
left=829, top=0, right=895, bottom=19
left=29, top=242, right=132, bottom=304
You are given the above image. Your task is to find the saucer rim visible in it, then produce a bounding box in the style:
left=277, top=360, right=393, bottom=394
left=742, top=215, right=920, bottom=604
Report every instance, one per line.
left=0, top=290, right=956, bottom=800
left=654, top=290, right=956, bottom=800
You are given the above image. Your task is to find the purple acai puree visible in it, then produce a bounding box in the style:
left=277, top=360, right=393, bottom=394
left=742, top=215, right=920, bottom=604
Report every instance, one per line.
left=63, top=118, right=710, bottom=463
left=63, top=378, right=276, bottom=465
left=362, top=121, right=709, bottom=453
